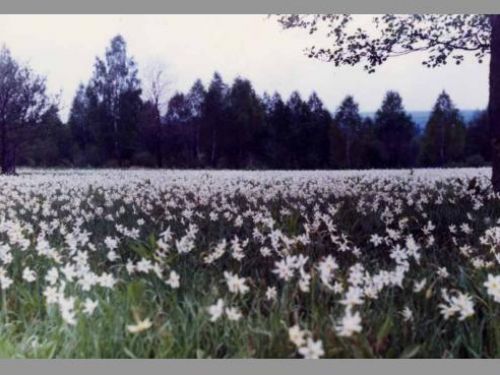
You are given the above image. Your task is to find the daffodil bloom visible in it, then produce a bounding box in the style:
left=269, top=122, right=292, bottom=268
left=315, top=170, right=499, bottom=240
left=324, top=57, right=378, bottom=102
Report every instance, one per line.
left=127, top=318, right=153, bottom=334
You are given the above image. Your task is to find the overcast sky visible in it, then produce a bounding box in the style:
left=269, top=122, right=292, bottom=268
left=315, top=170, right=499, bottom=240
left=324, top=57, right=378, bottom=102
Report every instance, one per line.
left=0, top=14, right=489, bottom=120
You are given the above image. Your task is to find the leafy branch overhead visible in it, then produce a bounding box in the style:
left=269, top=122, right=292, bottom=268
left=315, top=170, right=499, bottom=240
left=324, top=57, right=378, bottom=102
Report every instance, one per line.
left=276, top=15, right=491, bottom=72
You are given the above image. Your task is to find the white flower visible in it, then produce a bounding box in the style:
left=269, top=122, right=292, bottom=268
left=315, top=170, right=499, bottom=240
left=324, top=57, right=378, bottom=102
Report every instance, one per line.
left=437, top=267, right=449, bottom=279
left=166, top=270, right=180, bottom=289
left=272, top=259, right=295, bottom=281
left=439, top=291, right=475, bottom=321
left=78, top=272, right=98, bottom=292
left=43, top=286, right=60, bottom=304
left=413, top=278, right=426, bottom=293
left=339, top=286, right=364, bottom=307
left=83, top=298, right=98, bottom=316
left=99, top=273, right=117, bottom=288
left=126, top=259, right=135, bottom=274
left=299, top=272, right=311, bottom=292
left=288, top=325, right=306, bottom=347
left=370, top=234, right=384, bottom=247
left=336, top=309, right=362, bottom=337
left=265, top=286, right=277, bottom=301
left=484, top=274, right=500, bottom=303
left=207, top=299, right=225, bottom=322
left=59, top=296, right=76, bottom=325
left=225, top=306, right=242, bottom=321
left=317, top=255, right=338, bottom=287
left=136, top=258, right=153, bottom=273
left=61, top=263, right=77, bottom=281
left=400, top=306, right=413, bottom=322
left=45, top=267, right=59, bottom=285
left=405, top=236, right=421, bottom=263
left=298, top=338, right=324, bottom=359
left=107, top=250, right=118, bottom=262
left=104, top=236, right=118, bottom=251
left=0, top=275, right=13, bottom=290
left=260, top=247, right=272, bottom=257
left=223, top=271, right=249, bottom=295
left=127, top=318, right=152, bottom=333
left=22, top=267, right=37, bottom=283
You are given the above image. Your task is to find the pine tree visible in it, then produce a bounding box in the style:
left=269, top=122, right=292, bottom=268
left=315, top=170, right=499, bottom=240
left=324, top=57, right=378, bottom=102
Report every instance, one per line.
left=139, top=99, right=162, bottom=167
left=333, top=96, right=363, bottom=168
left=226, top=78, right=265, bottom=168
left=419, top=91, right=466, bottom=166
left=375, top=91, right=417, bottom=168
left=164, top=93, right=193, bottom=166
left=0, top=46, right=50, bottom=174
left=357, top=117, right=380, bottom=169
left=465, top=111, right=490, bottom=165
left=287, top=91, right=312, bottom=169
left=186, top=79, right=206, bottom=164
left=200, top=73, right=228, bottom=167
left=307, top=92, right=331, bottom=168
left=265, top=93, right=292, bottom=168
left=89, top=35, right=142, bottom=166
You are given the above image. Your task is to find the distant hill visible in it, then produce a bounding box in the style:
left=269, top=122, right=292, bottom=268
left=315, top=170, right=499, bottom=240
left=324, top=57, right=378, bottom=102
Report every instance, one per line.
left=361, top=110, right=484, bottom=131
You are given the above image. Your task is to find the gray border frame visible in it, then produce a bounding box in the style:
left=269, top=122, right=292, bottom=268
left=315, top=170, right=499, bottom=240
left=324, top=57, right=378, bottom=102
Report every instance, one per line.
left=0, top=358, right=499, bottom=373
left=0, top=0, right=499, bottom=14
left=0, top=0, right=499, bottom=373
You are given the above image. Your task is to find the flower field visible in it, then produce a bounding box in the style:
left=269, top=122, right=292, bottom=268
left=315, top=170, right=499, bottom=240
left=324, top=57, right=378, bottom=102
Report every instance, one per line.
left=0, top=168, right=500, bottom=358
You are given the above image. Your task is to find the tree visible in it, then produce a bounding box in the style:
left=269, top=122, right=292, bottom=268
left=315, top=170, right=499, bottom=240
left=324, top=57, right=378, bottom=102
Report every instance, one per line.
left=333, top=96, right=363, bottom=168
left=139, top=100, right=162, bottom=167
left=164, top=93, right=193, bottom=166
left=200, top=73, right=228, bottom=167
left=23, top=105, right=72, bottom=167
left=186, top=79, right=206, bottom=164
left=419, top=91, right=466, bottom=166
left=226, top=78, right=265, bottom=168
left=0, top=46, right=51, bottom=174
left=90, top=35, right=142, bottom=166
left=276, top=15, right=500, bottom=187
left=465, top=111, right=490, bottom=165
left=374, top=91, right=417, bottom=168
left=264, top=92, right=292, bottom=168
left=68, top=84, right=94, bottom=165
left=306, top=92, right=331, bottom=168
left=357, top=117, right=381, bottom=169
left=287, top=91, right=313, bottom=169
left=142, top=62, right=170, bottom=167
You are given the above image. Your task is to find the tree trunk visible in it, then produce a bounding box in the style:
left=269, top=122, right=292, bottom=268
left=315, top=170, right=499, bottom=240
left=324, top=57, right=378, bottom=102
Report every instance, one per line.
left=157, top=122, right=163, bottom=168
left=0, top=122, right=16, bottom=175
left=211, top=129, right=217, bottom=167
left=195, top=122, right=200, bottom=164
left=490, top=15, right=500, bottom=191
left=1, top=141, right=16, bottom=175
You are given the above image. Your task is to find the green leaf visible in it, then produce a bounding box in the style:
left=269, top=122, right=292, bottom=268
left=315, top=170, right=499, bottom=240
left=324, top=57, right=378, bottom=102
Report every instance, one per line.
left=123, top=347, right=138, bottom=359
left=352, top=336, right=375, bottom=358
left=399, top=344, right=421, bottom=359
left=129, top=242, right=149, bottom=258
left=376, top=315, right=393, bottom=345
left=127, top=280, right=145, bottom=306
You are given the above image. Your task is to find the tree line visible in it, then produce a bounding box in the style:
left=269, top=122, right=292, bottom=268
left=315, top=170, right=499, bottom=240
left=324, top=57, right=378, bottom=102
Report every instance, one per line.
left=0, top=35, right=491, bottom=173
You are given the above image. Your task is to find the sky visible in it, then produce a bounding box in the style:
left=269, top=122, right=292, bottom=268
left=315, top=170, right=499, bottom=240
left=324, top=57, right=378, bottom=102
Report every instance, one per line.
left=0, top=14, right=490, bottom=120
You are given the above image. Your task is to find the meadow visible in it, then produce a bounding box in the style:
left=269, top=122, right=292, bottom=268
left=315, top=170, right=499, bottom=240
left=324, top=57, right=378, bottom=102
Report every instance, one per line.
left=0, top=168, right=499, bottom=358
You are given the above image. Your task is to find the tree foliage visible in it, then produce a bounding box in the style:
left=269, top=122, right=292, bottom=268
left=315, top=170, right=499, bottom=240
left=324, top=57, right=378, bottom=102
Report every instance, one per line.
left=0, top=34, right=492, bottom=172
left=419, top=91, right=466, bottom=166
left=276, top=15, right=490, bottom=72
left=0, top=46, right=51, bottom=173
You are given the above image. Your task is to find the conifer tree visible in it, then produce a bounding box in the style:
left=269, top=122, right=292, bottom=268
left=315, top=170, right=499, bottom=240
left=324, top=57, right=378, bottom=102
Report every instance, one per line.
left=420, top=91, right=466, bottom=166
left=375, top=91, right=417, bottom=168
